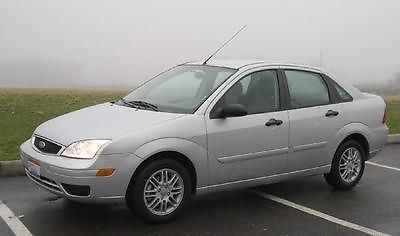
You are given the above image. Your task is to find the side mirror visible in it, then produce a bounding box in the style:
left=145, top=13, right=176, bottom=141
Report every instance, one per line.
left=217, top=104, right=247, bottom=118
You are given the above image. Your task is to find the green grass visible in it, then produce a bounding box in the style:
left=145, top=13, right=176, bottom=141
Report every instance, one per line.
left=386, top=96, right=400, bottom=135
left=0, top=88, right=127, bottom=161
left=0, top=88, right=399, bottom=161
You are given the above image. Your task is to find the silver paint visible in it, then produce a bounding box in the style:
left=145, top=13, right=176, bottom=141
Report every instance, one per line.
left=19, top=60, right=389, bottom=202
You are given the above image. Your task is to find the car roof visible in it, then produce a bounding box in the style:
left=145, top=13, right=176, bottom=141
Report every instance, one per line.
left=185, top=59, right=322, bottom=71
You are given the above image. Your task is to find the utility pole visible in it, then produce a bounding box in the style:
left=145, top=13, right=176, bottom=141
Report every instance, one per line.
left=319, top=50, right=323, bottom=68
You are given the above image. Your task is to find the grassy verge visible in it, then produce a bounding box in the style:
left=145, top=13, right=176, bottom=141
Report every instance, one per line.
left=385, top=96, right=400, bottom=135
left=0, top=88, right=399, bottom=161
left=0, top=88, right=127, bottom=161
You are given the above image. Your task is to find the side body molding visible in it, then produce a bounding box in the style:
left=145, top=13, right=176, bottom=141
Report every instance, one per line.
left=133, top=138, right=209, bottom=189
left=217, top=147, right=289, bottom=163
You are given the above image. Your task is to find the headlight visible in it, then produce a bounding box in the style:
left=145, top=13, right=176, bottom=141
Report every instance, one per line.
left=61, top=140, right=110, bottom=159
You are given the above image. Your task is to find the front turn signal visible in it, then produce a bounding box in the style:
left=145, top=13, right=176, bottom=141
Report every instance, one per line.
left=96, top=168, right=115, bottom=177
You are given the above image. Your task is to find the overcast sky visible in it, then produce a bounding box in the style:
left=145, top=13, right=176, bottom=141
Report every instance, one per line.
left=0, top=0, right=399, bottom=87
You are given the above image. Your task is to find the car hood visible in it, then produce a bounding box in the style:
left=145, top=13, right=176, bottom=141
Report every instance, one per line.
left=34, top=103, right=186, bottom=145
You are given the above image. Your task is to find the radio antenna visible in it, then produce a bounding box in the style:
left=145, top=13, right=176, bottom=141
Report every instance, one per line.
left=202, top=25, right=247, bottom=65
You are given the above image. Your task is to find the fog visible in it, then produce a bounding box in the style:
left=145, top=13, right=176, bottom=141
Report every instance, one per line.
left=1, top=0, right=399, bottom=88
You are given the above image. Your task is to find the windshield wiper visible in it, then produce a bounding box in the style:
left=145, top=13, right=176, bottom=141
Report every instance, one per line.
left=117, top=98, right=159, bottom=111
left=118, top=98, right=141, bottom=109
left=129, top=100, right=159, bottom=111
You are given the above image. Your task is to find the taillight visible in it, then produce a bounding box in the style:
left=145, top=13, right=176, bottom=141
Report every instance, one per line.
left=382, top=105, right=387, bottom=124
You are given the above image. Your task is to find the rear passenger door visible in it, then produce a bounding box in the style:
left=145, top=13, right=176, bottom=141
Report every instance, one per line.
left=282, top=69, right=347, bottom=171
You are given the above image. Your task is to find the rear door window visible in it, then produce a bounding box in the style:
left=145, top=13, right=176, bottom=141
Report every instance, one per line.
left=284, top=70, right=330, bottom=109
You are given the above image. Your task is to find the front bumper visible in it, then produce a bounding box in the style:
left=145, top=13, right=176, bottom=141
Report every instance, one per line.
left=20, top=139, right=142, bottom=203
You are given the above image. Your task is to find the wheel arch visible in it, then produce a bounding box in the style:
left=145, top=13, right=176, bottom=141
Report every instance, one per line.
left=339, top=133, right=369, bottom=158
left=329, top=123, right=372, bottom=162
left=129, top=151, right=198, bottom=195
left=131, top=138, right=208, bottom=193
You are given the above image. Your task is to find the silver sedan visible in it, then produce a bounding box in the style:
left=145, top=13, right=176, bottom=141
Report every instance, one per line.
left=20, top=60, right=388, bottom=223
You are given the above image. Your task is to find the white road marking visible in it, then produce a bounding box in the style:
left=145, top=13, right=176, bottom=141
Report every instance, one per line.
left=252, top=190, right=390, bottom=236
left=0, top=200, right=32, bottom=236
left=366, top=161, right=400, bottom=172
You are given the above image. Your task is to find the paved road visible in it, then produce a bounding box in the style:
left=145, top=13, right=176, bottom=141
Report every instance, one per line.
left=1, top=145, right=399, bottom=236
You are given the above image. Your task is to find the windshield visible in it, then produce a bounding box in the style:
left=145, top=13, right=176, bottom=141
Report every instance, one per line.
left=118, top=65, right=236, bottom=114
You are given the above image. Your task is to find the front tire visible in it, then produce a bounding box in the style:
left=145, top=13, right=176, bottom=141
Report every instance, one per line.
left=324, top=140, right=365, bottom=190
left=126, top=159, right=191, bottom=223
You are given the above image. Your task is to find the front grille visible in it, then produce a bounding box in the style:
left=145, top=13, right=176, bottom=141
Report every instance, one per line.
left=33, top=136, right=62, bottom=154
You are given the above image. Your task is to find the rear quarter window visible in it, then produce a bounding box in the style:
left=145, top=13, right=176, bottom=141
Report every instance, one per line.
left=330, top=79, right=353, bottom=102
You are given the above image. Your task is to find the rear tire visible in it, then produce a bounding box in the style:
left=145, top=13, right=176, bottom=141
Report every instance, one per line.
left=324, top=140, right=365, bottom=190
left=126, top=159, right=191, bottom=224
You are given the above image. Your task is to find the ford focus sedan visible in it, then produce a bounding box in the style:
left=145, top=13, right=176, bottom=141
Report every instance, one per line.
left=20, top=60, right=388, bottom=223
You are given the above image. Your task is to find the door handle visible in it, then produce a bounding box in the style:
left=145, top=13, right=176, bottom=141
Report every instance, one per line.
left=265, top=118, right=283, bottom=126
left=325, top=110, right=339, bottom=117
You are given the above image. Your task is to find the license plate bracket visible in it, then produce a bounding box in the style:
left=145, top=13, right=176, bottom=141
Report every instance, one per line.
left=27, top=159, right=40, bottom=178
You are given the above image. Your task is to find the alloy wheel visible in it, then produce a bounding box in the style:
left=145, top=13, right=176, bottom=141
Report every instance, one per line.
left=143, top=168, right=184, bottom=216
left=338, top=147, right=362, bottom=183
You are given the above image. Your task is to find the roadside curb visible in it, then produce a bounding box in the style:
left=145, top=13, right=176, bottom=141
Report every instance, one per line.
left=387, top=134, right=400, bottom=145
left=0, top=160, right=24, bottom=177
left=1, top=134, right=400, bottom=177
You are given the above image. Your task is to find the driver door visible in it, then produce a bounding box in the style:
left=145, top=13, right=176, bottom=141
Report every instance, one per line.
left=205, top=69, right=289, bottom=187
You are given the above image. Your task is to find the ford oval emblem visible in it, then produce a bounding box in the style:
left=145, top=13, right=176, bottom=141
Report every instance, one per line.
left=38, top=141, right=46, bottom=149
